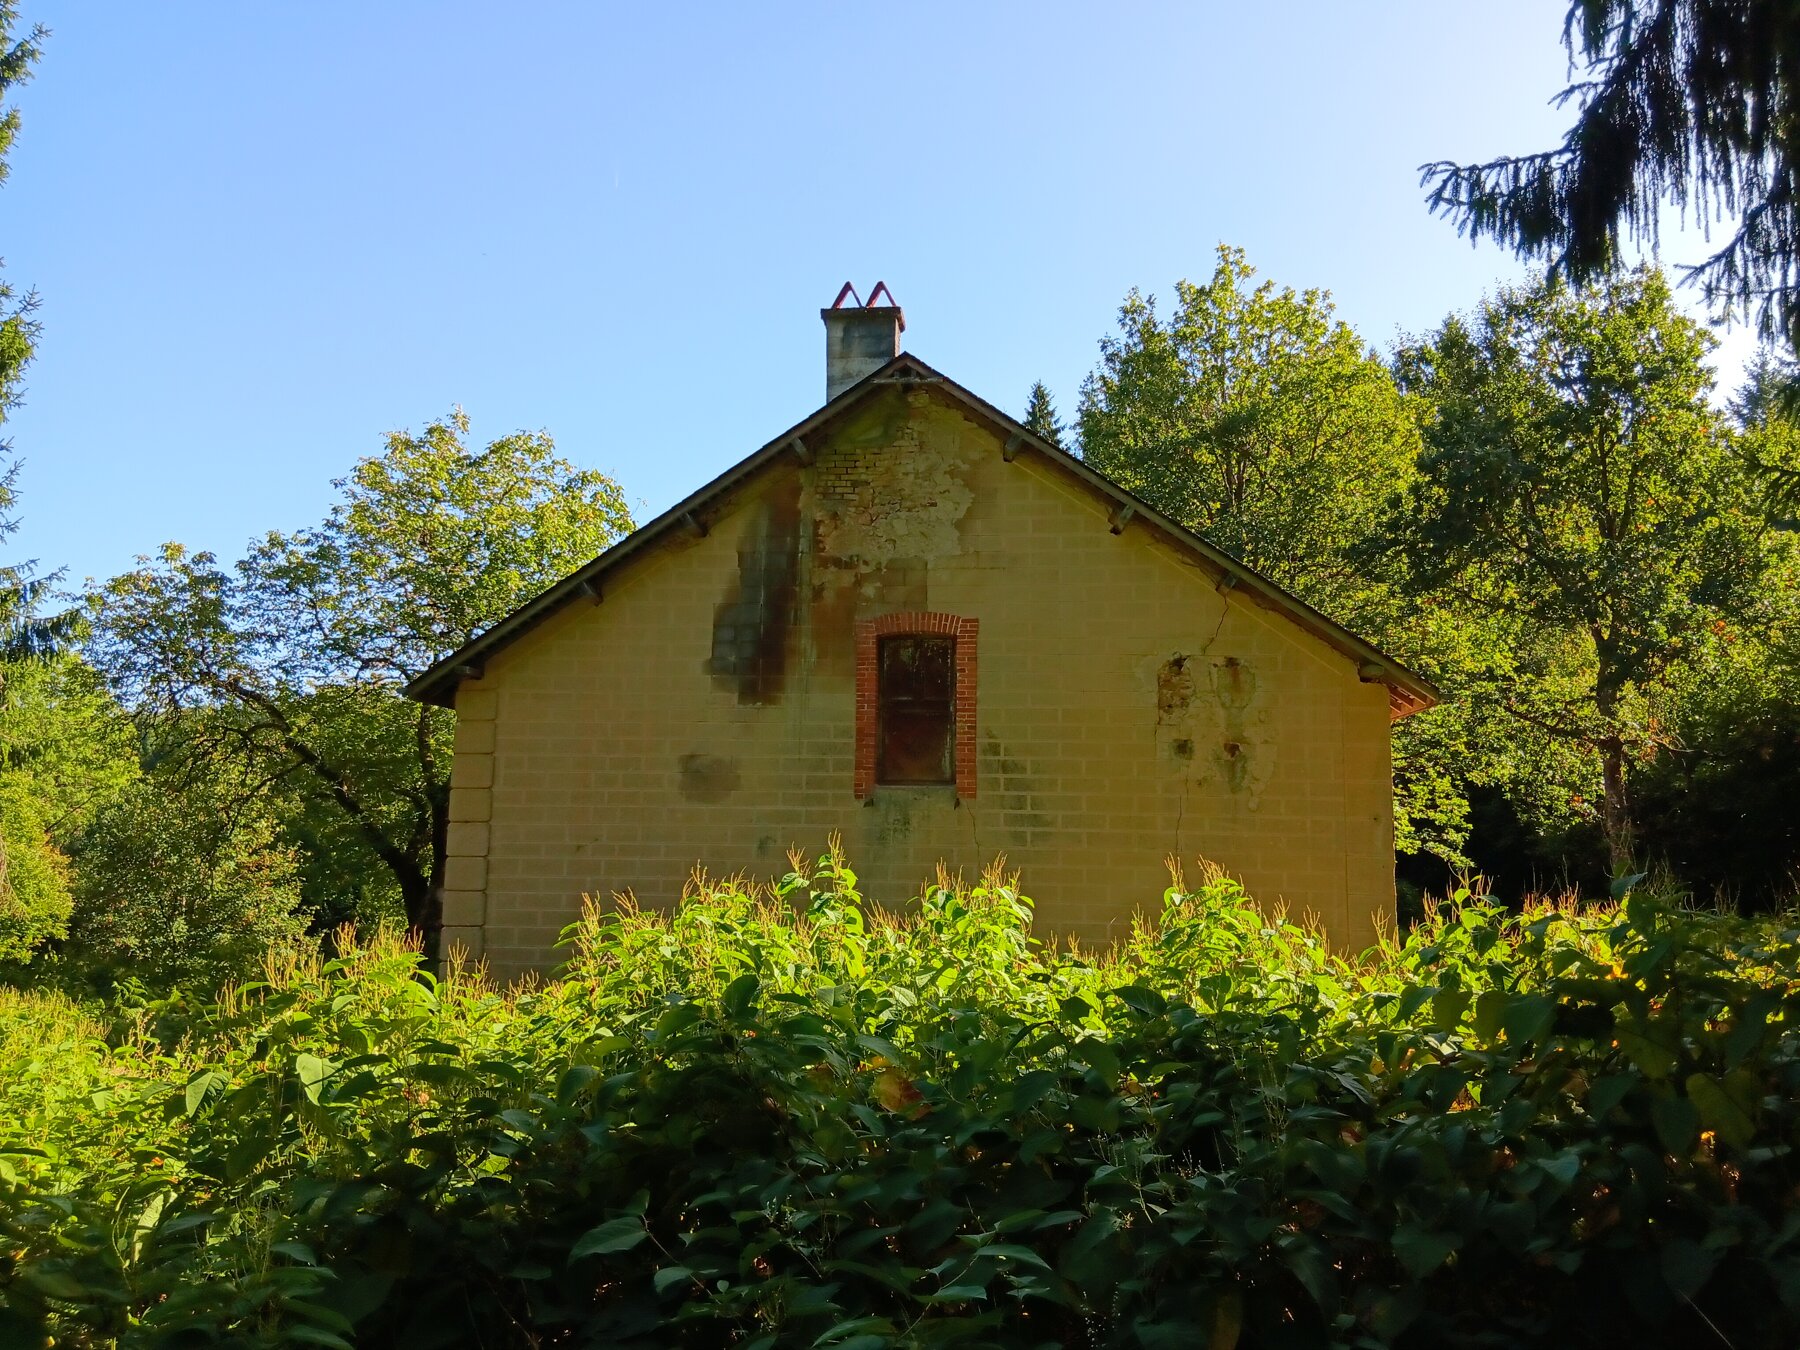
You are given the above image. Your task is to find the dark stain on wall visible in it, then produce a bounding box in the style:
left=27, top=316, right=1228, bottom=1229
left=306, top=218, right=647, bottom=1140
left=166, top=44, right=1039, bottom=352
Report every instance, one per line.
left=709, top=479, right=801, bottom=704
left=1213, top=655, right=1254, bottom=710
left=678, top=753, right=741, bottom=803
left=981, top=731, right=1051, bottom=841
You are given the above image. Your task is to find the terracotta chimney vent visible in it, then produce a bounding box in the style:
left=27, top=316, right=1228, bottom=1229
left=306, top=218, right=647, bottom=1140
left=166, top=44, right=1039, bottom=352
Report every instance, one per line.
left=821, top=281, right=904, bottom=400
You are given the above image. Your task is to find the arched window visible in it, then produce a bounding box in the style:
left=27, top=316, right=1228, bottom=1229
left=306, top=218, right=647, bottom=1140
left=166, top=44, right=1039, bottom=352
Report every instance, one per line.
left=854, top=612, right=977, bottom=799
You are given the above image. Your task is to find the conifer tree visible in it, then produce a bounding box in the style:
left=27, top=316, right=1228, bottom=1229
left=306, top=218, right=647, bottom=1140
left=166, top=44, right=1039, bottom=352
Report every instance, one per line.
left=1023, top=381, right=1064, bottom=447
left=0, top=3, right=51, bottom=658
left=1424, top=1, right=1800, bottom=352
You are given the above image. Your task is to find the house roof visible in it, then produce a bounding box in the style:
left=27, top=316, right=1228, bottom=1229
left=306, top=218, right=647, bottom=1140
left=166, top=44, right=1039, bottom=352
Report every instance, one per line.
left=405, top=353, right=1440, bottom=717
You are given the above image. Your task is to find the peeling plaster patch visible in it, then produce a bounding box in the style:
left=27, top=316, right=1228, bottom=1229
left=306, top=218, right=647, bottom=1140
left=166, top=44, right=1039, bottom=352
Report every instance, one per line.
left=811, top=392, right=978, bottom=571
left=678, top=753, right=741, bottom=803
left=708, top=479, right=800, bottom=704
left=1151, top=651, right=1275, bottom=804
left=1156, top=655, right=1194, bottom=724
left=1209, top=657, right=1275, bottom=804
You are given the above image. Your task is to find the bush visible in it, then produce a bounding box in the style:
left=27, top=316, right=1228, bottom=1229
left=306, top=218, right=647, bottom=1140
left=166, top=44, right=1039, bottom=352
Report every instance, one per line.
left=2, top=849, right=1798, bottom=1348
left=0, top=776, right=71, bottom=962
left=64, top=780, right=310, bottom=992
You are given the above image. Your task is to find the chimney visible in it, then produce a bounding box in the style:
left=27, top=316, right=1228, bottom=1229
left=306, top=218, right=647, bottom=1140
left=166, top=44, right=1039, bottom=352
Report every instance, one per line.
left=821, top=281, right=904, bottom=400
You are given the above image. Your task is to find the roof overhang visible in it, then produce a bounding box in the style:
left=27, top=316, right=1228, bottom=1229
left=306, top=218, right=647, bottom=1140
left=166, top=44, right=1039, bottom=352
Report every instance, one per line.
left=406, top=353, right=1440, bottom=718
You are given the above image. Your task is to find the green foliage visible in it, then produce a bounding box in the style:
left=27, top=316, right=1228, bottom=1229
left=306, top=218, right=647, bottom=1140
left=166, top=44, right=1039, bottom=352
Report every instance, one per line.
left=85, top=411, right=634, bottom=945
left=1632, top=531, right=1800, bottom=905
left=1423, top=0, right=1800, bottom=352
left=3, top=851, right=1799, bottom=1347
left=1380, top=267, right=1770, bottom=872
left=1074, top=247, right=1485, bottom=864
left=1077, top=244, right=1420, bottom=617
left=1022, top=380, right=1065, bottom=447
left=65, top=774, right=309, bottom=992
left=0, top=0, right=42, bottom=422
left=0, top=2, right=59, bottom=662
left=0, top=771, right=67, bottom=961
left=0, top=654, right=128, bottom=966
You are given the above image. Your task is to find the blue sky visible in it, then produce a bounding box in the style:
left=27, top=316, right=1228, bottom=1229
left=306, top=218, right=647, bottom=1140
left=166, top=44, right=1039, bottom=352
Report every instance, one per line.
left=4, top=2, right=1764, bottom=587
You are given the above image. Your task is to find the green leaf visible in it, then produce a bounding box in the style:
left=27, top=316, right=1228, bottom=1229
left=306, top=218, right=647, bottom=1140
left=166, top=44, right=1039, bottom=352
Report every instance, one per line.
left=1586, top=1072, right=1635, bottom=1118
left=570, top=1217, right=648, bottom=1259
left=1392, top=1223, right=1458, bottom=1278
left=157, top=1212, right=217, bottom=1238
left=184, top=1070, right=223, bottom=1117
left=1652, top=1094, right=1699, bottom=1154
left=1433, top=986, right=1471, bottom=1030
left=722, top=972, right=761, bottom=1020
left=1615, top=1026, right=1679, bottom=1079
left=971, top=1242, right=1052, bottom=1270
left=1535, top=1150, right=1582, bottom=1190
left=1473, top=988, right=1509, bottom=1042
left=295, top=1053, right=333, bottom=1105
left=1661, top=1237, right=1718, bottom=1298
left=1687, top=1071, right=1757, bottom=1150
left=1396, top=983, right=1435, bottom=1022
left=281, top=1329, right=354, bottom=1349
left=922, top=1284, right=988, bottom=1304
left=654, top=1003, right=701, bottom=1040
left=1501, top=994, right=1554, bottom=1046
left=652, top=1265, right=694, bottom=1294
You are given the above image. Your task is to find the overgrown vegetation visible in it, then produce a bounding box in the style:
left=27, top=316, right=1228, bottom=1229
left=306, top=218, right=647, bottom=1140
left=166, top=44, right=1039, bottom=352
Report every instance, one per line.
left=3, top=852, right=1796, bottom=1348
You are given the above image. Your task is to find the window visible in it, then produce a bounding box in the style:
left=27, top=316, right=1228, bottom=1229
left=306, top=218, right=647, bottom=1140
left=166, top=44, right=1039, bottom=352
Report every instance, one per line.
left=877, top=635, right=955, bottom=784
left=854, top=612, right=977, bottom=799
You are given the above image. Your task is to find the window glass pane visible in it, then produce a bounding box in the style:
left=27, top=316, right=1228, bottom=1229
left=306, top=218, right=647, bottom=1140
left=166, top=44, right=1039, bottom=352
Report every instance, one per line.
left=877, top=635, right=954, bottom=784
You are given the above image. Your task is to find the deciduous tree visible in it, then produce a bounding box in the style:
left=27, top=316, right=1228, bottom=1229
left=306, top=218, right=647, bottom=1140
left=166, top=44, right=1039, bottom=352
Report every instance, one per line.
left=88, top=412, right=634, bottom=955
left=1380, top=267, right=1769, bottom=873
left=1077, top=245, right=1421, bottom=620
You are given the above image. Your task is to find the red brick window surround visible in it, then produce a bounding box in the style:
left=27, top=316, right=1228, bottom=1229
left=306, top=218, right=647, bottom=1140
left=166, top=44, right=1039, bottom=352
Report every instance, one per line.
left=854, top=612, right=977, bottom=799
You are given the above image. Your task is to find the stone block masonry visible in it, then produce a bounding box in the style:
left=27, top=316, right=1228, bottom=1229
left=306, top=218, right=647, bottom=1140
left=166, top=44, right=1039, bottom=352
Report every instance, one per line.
left=433, top=384, right=1398, bottom=983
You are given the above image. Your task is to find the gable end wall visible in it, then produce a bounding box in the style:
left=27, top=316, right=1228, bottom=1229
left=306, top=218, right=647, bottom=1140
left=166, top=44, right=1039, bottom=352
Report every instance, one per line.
left=440, top=388, right=1396, bottom=979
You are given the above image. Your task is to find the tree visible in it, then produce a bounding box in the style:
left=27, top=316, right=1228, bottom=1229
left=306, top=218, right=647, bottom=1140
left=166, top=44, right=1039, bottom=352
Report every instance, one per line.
left=1422, top=1, right=1800, bottom=354
left=1073, top=249, right=1503, bottom=866
left=1077, top=245, right=1421, bottom=619
left=66, top=772, right=309, bottom=991
left=0, top=2, right=51, bottom=657
left=0, top=772, right=65, bottom=962
left=88, top=411, right=634, bottom=956
left=1022, top=381, right=1065, bottom=447
left=1380, top=267, right=1769, bottom=873
left=1729, top=348, right=1800, bottom=521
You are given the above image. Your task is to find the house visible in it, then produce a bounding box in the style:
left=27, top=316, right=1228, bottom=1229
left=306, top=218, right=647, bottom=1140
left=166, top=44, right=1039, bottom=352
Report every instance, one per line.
left=406, top=286, right=1437, bottom=981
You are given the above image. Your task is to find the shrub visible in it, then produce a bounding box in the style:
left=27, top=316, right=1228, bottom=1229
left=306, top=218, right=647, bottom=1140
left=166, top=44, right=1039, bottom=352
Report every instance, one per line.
left=2, top=849, right=1798, bottom=1348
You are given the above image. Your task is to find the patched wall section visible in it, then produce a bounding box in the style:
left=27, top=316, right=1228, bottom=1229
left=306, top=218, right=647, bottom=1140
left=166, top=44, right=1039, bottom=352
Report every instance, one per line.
left=442, top=386, right=1397, bottom=981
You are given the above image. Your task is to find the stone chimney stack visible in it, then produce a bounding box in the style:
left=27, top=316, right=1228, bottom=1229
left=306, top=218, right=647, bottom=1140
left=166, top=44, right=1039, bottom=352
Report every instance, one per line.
left=821, top=282, right=904, bottom=401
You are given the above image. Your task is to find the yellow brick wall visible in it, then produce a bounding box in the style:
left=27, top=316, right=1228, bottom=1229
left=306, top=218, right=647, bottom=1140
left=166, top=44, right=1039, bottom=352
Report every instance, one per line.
left=446, top=387, right=1396, bottom=981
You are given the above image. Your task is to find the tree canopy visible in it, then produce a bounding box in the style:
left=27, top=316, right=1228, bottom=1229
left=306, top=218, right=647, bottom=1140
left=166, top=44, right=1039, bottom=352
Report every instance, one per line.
left=86, top=412, right=634, bottom=954
left=1077, top=246, right=1420, bottom=619
left=1380, top=266, right=1769, bottom=872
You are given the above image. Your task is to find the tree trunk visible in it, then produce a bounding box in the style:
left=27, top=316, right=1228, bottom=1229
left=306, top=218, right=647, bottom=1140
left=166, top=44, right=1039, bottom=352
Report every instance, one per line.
left=423, top=786, right=449, bottom=968
left=402, top=869, right=442, bottom=969
left=1595, top=672, right=1636, bottom=876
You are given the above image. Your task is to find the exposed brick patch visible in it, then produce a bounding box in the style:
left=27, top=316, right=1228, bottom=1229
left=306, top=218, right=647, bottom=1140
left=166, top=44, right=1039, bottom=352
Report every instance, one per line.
left=854, top=611, right=978, bottom=800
